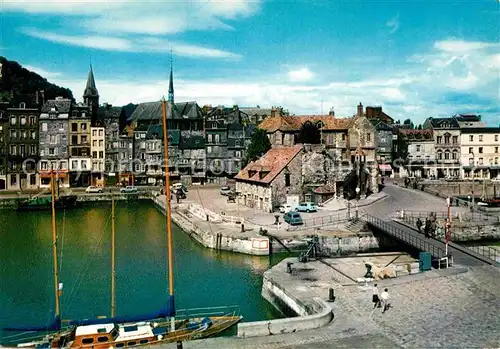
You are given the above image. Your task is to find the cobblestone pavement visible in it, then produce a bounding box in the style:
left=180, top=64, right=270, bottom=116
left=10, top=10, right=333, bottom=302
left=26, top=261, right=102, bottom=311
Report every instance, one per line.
left=158, top=260, right=500, bottom=349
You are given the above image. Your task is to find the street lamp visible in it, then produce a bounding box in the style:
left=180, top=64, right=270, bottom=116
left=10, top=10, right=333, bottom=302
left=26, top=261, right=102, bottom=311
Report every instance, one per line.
left=355, top=187, right=360, bottom=219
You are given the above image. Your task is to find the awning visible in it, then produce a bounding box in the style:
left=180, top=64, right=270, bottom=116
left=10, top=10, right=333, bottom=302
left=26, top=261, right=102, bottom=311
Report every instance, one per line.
left=379, top=164, right=392, bottom=172
left=39, top=171, right=68, bottom=178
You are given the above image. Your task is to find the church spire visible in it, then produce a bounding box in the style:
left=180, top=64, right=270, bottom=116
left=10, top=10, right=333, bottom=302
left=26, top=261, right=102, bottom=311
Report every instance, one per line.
left=168, top=51, right=174, bottom=103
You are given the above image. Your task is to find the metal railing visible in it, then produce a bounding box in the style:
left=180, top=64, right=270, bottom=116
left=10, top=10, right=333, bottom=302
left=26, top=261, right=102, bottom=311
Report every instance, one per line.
left=362, top=214, right=447, bottom=259
left=466, top=246, right=500, bottom=265
left=401, top=210, right=499, bottom=223
left=290, top=212, right=349, bottom=231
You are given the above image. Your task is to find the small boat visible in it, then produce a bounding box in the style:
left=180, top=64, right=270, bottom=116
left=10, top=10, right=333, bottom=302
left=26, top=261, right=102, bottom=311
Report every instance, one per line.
left=17, top=194, right=78, bottom=211
left=477, top=198, right=500, bottom=207
left=4, top=95, right=242, bottom=348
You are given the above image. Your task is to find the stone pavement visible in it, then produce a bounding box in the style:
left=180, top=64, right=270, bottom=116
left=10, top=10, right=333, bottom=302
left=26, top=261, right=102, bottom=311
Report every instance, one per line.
left=158, top=258, right=500, bottom=349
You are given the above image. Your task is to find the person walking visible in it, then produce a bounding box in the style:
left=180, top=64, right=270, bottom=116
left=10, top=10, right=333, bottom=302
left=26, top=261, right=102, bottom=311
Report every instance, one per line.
left=380, top=288, right=390, bottom=313
left=416, top=218, right=423, bottom=234
left=372, top=283, right=381, bottom=308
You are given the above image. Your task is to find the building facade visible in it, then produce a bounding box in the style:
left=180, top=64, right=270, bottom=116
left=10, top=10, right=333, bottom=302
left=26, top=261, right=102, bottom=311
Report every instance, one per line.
left=68, top=103, right=91, bottom=187
left=0, top=103, right=9, bottom=190
left=90, top=126, right=105, bottom=186
left=460, top=127, right=500, bottom=180
left=101, top=104, right=125, bottom=185
left=39, top=98, right=71, bottom=188
left=6, top=101, right=40, bottom=190
left=423, top=117, right=461, bottom=179
left=399, top=129, right=436, bottom=178
left=235, top=145, right=303, bottom=212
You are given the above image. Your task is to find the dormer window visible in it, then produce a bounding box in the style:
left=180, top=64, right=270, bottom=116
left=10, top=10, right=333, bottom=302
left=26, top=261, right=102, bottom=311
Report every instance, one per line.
left=19, top=102, right=26, bottom=109
left=259, top=171, right=270, bottom=180
left=248, top=170, right=257, bottom=177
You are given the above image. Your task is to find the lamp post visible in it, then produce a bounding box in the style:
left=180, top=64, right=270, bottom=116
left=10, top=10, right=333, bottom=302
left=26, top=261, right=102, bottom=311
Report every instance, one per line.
left=355, top=187, right=360, bottom=219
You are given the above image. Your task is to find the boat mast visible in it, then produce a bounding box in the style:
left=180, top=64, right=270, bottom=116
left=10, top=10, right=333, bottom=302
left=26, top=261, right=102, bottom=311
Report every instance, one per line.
left=161, top=97, right=175, bottom=331
left=111, top=196, right=116, bottom=317
left=50, top=169, right=61, bottom=318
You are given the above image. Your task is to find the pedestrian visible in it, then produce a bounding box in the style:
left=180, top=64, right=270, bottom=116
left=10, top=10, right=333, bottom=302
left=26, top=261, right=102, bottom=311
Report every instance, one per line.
left=372, top=283, right=381, bottom=308
left=416, top=218, right=423, bottom=233
left=381, top=288, right=390, bottom=313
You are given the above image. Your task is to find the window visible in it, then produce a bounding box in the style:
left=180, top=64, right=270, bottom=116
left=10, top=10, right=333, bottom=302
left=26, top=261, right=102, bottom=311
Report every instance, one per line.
left=41, top=161, right=48, bottom=170
left=285, top=173, right=291, bottom=187
left=444, top=135, right=450, bottom=144
left=10, top=175, right=17, bottom=186
left=452, top=136, right=458, bottom=144
left=444, top=151, right=450, bottom=160
left=41, top=123, right=48, bottom=132
left=81, top=338, right=94, bottom=345
left=10, top=145, right=16, bottom=155
left=342, top=133, right=346, bottom=141
left=10, top=130, right=16, bottom=139
left=72, top=123, right=78, bottom=132
left=235, top=150, right=242, bottom=157
left=207, top=134, right=213, bottom=143
left=82, top=162, right=87, bottom=170
left=97, top=336, right=108, bottom=343
left=437, top=151, right=442, bottom=160
left=452, top=151, right=458, bottom=160
left=81, top=135, right=87, bottom=144
left=469, top=147, right=473, bottom=154
left=479, top=147, right=483, bottom=154
left=92, top=129, right=97, bottom=136
left=478, top=157, right=483, bottom=165
left=20, top=116, right=26, bottom=125
left=99, top=151, right=104, bottom=159
left=215, top=134, right=220, bottom=143
left=469, top=135, right=473, bottom=142
left=207, top=146, right=212, bottom=154
left=31, top=131, right=36, bottom=140
left=49, top=148, right=55, bottom=155
left=30, top=116, right=36, bottom=125
left=99, top=129, right=103, bottom=137
left=72, top=135, right=78, bottom=145
left=495, top=157, right=499, bottom=165
left=93, top=151, right=98, bottom=158
left=30, top=145, right=36, bottom=155
left=437, top=136, right=442, bottom=144
left=72, top=160, right=78, bottom=169
left=479, top=135, right=483, bottom=142
left=495, top=147, right=499, bottom=153
left=20, top=145, right=25, bottom=156
left=93, top=140, right=97, bottom=147
left=416, top=145, right=421, bottom=152
left=495, top=135, right=499, bottom=142
left=81, top=123, right=87, bottom=131
left=50, top=135, right=56, bottom=144
left=10, top=116, right=16, bottom=125
left=99, top=140, right=104, bottom=147
left=30, top=175, right=36, bottom=185
left=367, top=133, right=371, bottom=142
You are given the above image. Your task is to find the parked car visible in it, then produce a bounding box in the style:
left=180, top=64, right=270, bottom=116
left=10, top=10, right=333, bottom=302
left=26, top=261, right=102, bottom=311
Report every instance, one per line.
left=120, top=186, right=138, bottom=194
left=295, top=202, right=318, bottom=212
left=171, top=182, right=188, bottom=192
left=279, top=204, right=294, bottom=213
left=220, top=186, right=233, bottom=196
left=85, top=186, right=103, bottom=193
left=283, top=211, right=303, bottom=225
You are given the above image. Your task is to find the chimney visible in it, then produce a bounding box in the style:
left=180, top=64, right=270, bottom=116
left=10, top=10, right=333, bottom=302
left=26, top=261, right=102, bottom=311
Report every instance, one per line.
left=329, top=107, right=335, bottom=116
left=271, top=106, right=281, bottom=118
left=357, top=102, right=363, bottom=117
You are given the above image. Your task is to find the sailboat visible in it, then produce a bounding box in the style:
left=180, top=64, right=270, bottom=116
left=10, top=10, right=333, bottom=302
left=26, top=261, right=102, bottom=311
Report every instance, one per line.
left=3, top=98, right=242, bottom=348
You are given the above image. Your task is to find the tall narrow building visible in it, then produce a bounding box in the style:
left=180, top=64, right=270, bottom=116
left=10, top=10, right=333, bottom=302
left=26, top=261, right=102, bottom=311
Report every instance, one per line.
left=83, top=65, right=99, bottom=125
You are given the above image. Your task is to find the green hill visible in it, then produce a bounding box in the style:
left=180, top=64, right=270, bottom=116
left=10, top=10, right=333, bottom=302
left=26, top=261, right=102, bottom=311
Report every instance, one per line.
left=0, top=56, right=73, bottom=105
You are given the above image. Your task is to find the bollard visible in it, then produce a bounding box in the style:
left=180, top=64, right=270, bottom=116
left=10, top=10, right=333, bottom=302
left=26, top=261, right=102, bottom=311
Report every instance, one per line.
left=177, top=341, right=183, bottom=349
left=286, top=262, right=293, bottom=274
left=328, top=288, right=336, bottom=302
left=241, top=223, right=245, bottom=233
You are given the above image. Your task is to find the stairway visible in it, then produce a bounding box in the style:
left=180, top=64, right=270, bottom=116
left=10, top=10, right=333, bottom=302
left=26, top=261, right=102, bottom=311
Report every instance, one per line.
left=345, top=218, right=366, bottom=233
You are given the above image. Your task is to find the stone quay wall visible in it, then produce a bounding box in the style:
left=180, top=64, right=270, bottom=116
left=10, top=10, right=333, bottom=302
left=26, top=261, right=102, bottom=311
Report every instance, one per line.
left=394, top=178, right=500, bottom=199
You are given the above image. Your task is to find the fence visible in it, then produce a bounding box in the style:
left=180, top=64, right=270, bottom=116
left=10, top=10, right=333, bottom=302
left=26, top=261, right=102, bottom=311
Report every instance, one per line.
left=466, top=246, right=500, bottom=265
left=362, top=214, right=447, bottom=260
left=401, top=210, right=500, bottom=224
left=287, top=212, right=349, bottom=231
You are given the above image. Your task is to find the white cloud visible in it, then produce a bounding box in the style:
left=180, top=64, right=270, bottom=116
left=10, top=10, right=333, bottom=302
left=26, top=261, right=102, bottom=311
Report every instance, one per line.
left=4, top=0, right=260, bottom=35
left=23, top=65, right=62, bottom=79
left=386, top=14, right=399, bottom=34
left=434, top=40, right=499, bottom=53
left=288, top=68, right=314, bottom=82
left=20, top=29, right=241, bottom=59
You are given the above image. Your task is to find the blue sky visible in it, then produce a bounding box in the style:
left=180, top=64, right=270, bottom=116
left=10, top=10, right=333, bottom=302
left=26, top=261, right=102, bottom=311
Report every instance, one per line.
left=1, top=0, right=498, bottom=125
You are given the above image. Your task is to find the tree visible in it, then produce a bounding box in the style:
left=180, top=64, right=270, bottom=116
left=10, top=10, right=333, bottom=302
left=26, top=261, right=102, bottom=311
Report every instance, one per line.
left=244, top=128, right=271, bottom=165
left=298, top=122, right=321, bottom=144
left=403, top=119, right=415, bottom=129
left=417, top=124, right=423, bottom=130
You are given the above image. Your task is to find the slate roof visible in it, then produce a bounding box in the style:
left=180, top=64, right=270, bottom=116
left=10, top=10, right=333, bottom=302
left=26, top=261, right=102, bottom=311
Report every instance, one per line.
left=130, top=101, right=202, bottom=122
left=235, top=145, right=303, bottom=184
left=460, top=127, right=500, bottom=134
left=98, top=105, right=122, bottom=119
left=371, top=119, right=393, bottom=131
left=83, top=65, right=99, bottom=98
left=455, top=114, right=481, bottom=122
left=240, top=107, right=273, bottom=117
left=41, top=99, right=72, bottom=113
left=427, top=117, right=460, bottom=129
left=259, top=115, right=352, bottom=133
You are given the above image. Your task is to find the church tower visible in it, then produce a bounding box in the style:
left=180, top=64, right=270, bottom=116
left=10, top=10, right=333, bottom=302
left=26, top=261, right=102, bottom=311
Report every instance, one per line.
left=168, top=57, right=174, bottom=103
left=83, top=65, right=99, bottom=124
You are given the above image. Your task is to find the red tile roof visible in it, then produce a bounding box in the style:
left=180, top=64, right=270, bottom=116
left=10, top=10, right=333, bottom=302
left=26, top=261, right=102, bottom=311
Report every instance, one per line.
left=235, top=145, right=303, bottom=184
left=259, top=115, right=352, bottom=132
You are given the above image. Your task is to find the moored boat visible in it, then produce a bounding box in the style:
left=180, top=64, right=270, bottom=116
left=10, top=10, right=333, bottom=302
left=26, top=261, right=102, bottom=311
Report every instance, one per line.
left=17, top=194, right=78, bottom=211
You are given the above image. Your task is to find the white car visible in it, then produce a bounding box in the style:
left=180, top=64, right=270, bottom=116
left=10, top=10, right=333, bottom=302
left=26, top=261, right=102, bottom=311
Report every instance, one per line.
left=86, top=186, right=103, bottom=193
left=279, top=204, right=293, bottom=213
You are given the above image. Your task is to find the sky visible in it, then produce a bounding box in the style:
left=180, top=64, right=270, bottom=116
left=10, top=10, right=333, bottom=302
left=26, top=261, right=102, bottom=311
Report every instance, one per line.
left=0, top=0, right=499, bottom=125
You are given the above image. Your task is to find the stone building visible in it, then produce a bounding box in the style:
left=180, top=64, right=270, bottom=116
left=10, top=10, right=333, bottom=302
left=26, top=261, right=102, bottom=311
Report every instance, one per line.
left=90, top=125, right=105, bottom=186
left=371, top=120, right=394, bottom=164
left=144, top=124, right=163, bottom=185
left=0, top=103, right=8, bottom=190
left=235, top=145, right=303, bottom=212
left=455, top=114, right=485, bottom=128
left=68, top=103, right=91, bottom=187
left=365, top=106, right=394, bottom=125
left=6, top=100, right=40, bottom=190
left=39, top=98, right=71, bottom=188
left=101, top=103, right=126, bottom=185
left=239, top=106, right=272, bottom=125
left=132, top=124, right=148, bottom=185
left=423, top=117, right=461, bottom=179
left=116, top=133, right=134, bottom=186
left=399, top=129, right=436, bottom=178
left=460, top=127, right=500, bottom=180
